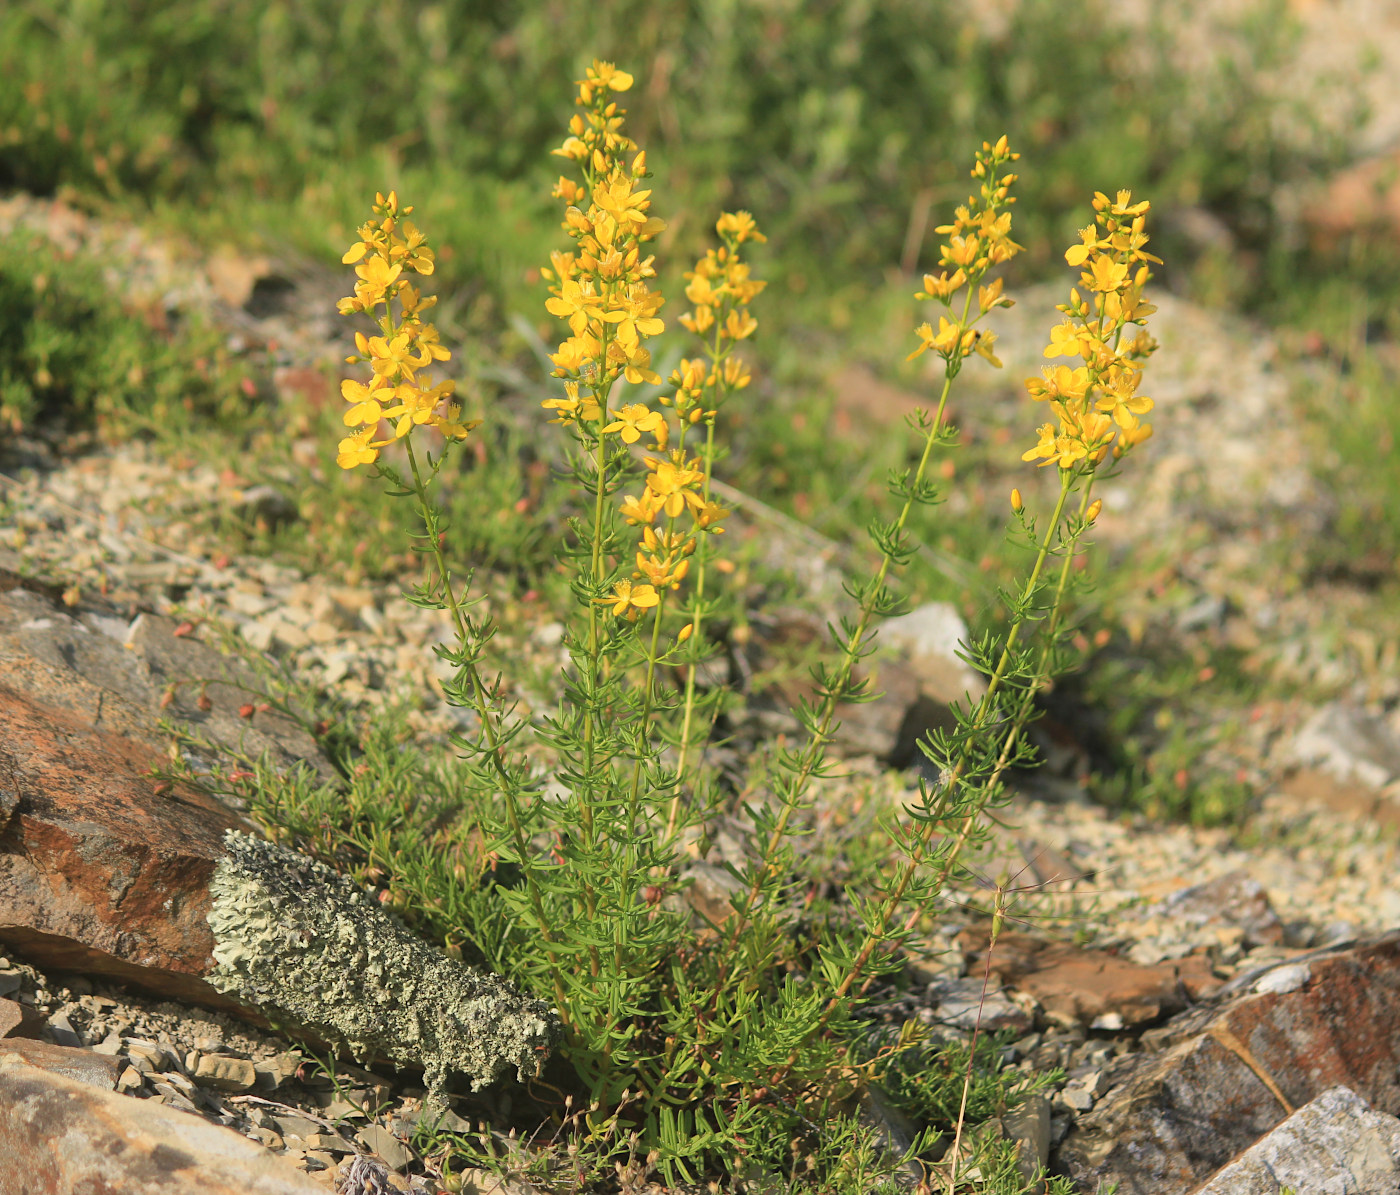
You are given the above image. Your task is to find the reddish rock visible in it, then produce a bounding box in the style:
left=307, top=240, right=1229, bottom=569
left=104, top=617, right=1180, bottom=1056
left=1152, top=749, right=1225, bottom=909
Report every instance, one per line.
left=0, top=686, right=248, bottom=1011
left=0, top=1054, right=324, bottom=1193
left=1056, top=933, right=1400, bottom=1195
left=0, top=1037, right=121, bottom=1089
left=958, top=928, right=1224, bottom=1028
left=0, top=998, right=43, bottom=1039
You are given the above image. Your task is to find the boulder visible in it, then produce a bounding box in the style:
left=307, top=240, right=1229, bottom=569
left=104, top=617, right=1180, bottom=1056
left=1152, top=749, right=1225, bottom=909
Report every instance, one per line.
left=1189, top=1086, right=1400, bottom=1195
left=1148, top=871, right=1284, bottom=949
left=0, top=685, right=249, bottom=1010
left=0, top=1053, right=325, bottom=1194
left=1056, top=933, right=1400, bottom=1194
left=744, top=602, right=984, bottom=765
left=0, top=579, right=333, bottom=780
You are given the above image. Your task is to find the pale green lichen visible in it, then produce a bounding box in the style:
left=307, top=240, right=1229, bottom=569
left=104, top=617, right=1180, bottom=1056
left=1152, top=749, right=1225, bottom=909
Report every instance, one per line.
left=207, top=831, right=559, bottom=1099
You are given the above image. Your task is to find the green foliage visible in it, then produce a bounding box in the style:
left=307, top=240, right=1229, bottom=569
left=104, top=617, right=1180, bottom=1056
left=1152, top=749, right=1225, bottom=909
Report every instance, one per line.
left=0, top=0, right=1350, bottom=309
left=0, top=231, right=251, bottom=436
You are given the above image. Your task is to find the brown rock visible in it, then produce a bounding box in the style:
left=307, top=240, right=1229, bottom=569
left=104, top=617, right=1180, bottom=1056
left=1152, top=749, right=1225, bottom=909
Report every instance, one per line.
left=1056, top=933, right=1400, bottom=1194
left=194, top=1053, right=258, bottom=1092
left=0, top=685, right=247, bottom=1010
left=0, top=1053, right=325, bottom=1193
left=0, top=997, right=43, bottom=1039
left=0, top=1037, right=121, bottom=1089
left=0, top=584, right=333, bottom=781
left=958, top=928, right=1223, bottom=1028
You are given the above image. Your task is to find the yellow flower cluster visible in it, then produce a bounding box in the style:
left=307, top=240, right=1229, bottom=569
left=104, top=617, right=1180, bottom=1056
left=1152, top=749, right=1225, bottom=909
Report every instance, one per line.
left=1022, top=190, right=1160, bottom=471
left=600, top=211, right=766, bottom=619
left=335, top=192, right=478, bottom=470
left=669, top=211, right=766, bottom=424
left=541, top=59, right=667, bottom=417
left=908, top=136, right=1021, bottom=368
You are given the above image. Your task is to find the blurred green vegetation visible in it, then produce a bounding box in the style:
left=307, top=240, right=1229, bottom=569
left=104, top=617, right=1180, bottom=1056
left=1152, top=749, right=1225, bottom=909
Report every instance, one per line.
left=0, top=0, right=1351, bottom=308
left=0, top=230, right=253, bottom=435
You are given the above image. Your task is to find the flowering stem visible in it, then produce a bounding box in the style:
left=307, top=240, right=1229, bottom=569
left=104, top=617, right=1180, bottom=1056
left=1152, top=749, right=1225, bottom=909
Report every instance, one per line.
left=931, top=476, right=1095, bottom=889
left=800, top=467, right=1075, bottom=1042
left=667, top=414, right=719, bottom=834
left=714, top=285, right=973, bottom=981
left=402, top=438, right=568, bottom=1013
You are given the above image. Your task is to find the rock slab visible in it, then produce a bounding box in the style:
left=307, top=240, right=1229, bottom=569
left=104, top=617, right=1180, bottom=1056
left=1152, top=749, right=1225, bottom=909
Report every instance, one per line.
left=1057, top=934, right=1400, bottom=1194
left=1190, top=1086, right=1400, bottom=1195
left=0, top=1053, right=324, bottom=1194
left=0, top=685, right=246, bottom=1009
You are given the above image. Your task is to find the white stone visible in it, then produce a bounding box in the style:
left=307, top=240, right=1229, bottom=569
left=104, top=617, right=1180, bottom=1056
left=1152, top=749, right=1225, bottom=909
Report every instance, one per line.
left=1253, top=962, right=1312, bottom=996
left=1192, top=1086, right=1400, bottom=1194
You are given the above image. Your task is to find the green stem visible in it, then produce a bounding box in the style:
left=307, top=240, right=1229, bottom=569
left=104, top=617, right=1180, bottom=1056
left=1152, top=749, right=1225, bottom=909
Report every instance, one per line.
left=668, top=414, right=720, bottom=834
left=715, top=284, right=977, bottom=980
left=803, top=466, right=1076, bottom=1037
left=402, top=438, right=567, bottom=1014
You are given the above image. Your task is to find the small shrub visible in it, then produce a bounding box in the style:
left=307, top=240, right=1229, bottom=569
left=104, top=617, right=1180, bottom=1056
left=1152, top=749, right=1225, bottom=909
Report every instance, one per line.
left=248, top=60, right=1162, bottom=1193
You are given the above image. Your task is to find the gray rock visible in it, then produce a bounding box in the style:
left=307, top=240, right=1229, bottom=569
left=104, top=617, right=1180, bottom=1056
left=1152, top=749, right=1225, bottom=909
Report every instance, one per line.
left=0, top=1053, right=324, bottom=1193
left=232, top=485, right=300, bottom=530
left=878, top=602, right=986, bottom=708
left=1190, top=1086, right=1400, bottom=1194
left=1151, top=871, right=1284, bottom=948
left=1290, top=702, right=1400, bottom=792
left=1057, top=932, right=1400, bottom=1194
left=357, top=1122, right=413, bottom=1171
left=926, top=977, right=1031, bottom=1033
left=206, top=832, right=560, bottom=1101
left=1002, top=1092, right=1051, bottom=1182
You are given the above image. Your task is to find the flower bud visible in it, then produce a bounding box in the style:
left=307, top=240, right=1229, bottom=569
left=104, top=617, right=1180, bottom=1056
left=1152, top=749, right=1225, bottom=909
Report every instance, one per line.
left=1086, top=498, right=1103, bottom=523
left=1010, top=488, right=1023, bottom=513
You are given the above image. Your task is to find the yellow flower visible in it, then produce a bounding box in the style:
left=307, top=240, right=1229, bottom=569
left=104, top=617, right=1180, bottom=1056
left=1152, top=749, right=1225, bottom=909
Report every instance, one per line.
left=917, top=270, right=966, bottom=302
left=597, top=579, right=659, bottom=620
left=1113, top=422, right=1154, bottom=458
left=694, top=500, right=729, bottom=532
left=341, top=376, right=391, bottom=426
left=550, top=334, right=601, bottom=377
left=636, top=552, right=688, bottom=589
left=1083, top=255, right=1129, bottom=294
left=584, top=60, right=634, bottom=94
left=907, top=317, right=962, bottom=361
left=545, top=279, right=606, bottom=337
left=721, top=357, right=751, bottom=389
left=592, top=174, right=652, bottom=229
left=368, top=333, right=425, bottom=381
left=604, top=403, right=667, bottom=445
left=1064, top=226, right=1102, bottom=268
left=1022, top=422, right=1071, bottom=468
left=679, top=305, right=715, bottom=335
left=336, top=427, right=384, bottom=470
left=435, top=403, right=481, bottom=441
left=722, top=309, right=757, bottom=341
left=1024, top=364, right=1092, bottom=404
left=645, top=453, right=705, bottom=518
left=608, top=342, right=661, bottom=385
left=542, top=381, right=602, bottom=425
left=620, top=490, right=663, bottom=525
left=715, top=211, right=766, bottom=244
left=1044, top=321, right=1088, bottom=360
left=602, top=291, right=665, bottom=353
left=355, top=255, right=403, bottom=302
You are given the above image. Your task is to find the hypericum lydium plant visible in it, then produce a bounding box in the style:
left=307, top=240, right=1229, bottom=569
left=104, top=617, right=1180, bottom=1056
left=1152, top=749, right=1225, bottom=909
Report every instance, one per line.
left=328, top=58, right=1158, bottom=1193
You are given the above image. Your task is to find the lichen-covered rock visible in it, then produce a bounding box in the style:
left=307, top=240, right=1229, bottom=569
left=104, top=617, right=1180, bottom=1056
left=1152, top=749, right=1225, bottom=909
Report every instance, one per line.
left=206, top=831, right=558, bottom=1098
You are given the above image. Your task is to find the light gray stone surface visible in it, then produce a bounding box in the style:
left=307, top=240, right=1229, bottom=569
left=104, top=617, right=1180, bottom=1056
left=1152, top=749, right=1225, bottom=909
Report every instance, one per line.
left=1190, top=1086, right=1400, bottom=1194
